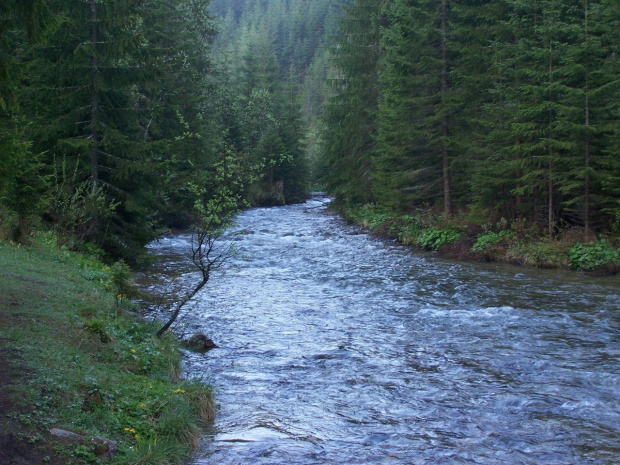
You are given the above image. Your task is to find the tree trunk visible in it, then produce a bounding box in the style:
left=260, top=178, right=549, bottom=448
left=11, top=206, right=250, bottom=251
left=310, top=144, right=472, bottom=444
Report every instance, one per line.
left=90, top=0, right=99, bottom=191
left=89, top=0, right=100, bottom=239
left=440, top=0, right=452, bottom=216
left=548, top=163, right=553, bottom=238
left=547, top=24, right=554, bottom=239
left=516, top=139, right=522, bottom=215
left=584, top=0, right=591, bottom=241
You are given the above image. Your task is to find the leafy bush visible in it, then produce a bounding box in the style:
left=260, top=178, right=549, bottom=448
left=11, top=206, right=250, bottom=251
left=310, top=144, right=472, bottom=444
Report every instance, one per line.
left=416, top=228, right=462, bottom=251
left=110, top=260, right=135, bottom=304
left=392, top=215, right=422, bottom=245
left=345, top=204, right=392, bottom=231
left=472, top=230, right=514, bottom=253
left=568, top=240, right=620, bottom=271
left=47, top=157, right=118, bottom=250
left=84, top=318, right=113, bottom=343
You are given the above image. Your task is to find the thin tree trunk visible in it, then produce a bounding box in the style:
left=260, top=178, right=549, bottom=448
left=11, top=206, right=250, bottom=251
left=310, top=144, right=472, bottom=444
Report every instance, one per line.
left=516, top=139, right=522, bottom=214
left=90, top=0, right=99, bottom=191
left=548, top=163, right=553, bottom=238
left=547, top=24, right=554, bottom=239
left=440, top=0, right=452, bottom=216
left=89, top=0, right=100, bottom=239
left=584, top=0, right=591, bottom=241
left=156, top=277, right=208, bottom=337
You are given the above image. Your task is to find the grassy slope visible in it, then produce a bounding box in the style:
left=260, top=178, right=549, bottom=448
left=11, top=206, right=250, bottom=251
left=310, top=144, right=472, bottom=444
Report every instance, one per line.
left=0, top=238, right=213, bottom=465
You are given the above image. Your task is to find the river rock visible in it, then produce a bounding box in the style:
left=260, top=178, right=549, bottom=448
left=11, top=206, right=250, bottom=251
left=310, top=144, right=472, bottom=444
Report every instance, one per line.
left=50, top=428, right=118, bottom=460
left=183, top=333, right=218, bottom=352
left=92, top=436, right=118, bottom=460
left=50, top=428, right=82, bottom=440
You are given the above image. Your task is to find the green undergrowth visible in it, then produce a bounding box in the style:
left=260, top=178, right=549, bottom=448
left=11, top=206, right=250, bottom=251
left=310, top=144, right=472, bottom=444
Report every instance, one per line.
left=0, top=237, right=214, bottom=464
left=345, top=205, right=462, bottom=251
left=340, top=203, right=620, bottom=273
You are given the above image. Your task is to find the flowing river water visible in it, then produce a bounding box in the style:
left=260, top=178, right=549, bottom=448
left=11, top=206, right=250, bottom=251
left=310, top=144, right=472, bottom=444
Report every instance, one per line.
left=138, top=195, right=620, bottom=464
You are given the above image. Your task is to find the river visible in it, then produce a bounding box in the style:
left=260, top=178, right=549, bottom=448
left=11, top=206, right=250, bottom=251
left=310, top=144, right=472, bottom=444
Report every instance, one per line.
left=138, top=194, right=620, bottom=464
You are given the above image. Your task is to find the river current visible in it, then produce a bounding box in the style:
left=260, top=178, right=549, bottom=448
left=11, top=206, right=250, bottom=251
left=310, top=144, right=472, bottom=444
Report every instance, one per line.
left=139, top=195, right=620, bottom=464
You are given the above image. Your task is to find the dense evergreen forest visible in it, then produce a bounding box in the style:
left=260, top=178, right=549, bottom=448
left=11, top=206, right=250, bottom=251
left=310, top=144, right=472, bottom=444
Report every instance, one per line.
left=321, top=0, right=620, bottom=247
left=1, top=0, right=619, bottom=266
left=0, top=0, right=316, bottom=262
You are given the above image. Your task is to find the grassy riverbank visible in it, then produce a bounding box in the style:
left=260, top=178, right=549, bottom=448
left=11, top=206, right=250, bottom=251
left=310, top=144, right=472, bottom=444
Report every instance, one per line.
left=339, top=204, right=620, bottom=274
left=0, top=236, right=214, bottom=465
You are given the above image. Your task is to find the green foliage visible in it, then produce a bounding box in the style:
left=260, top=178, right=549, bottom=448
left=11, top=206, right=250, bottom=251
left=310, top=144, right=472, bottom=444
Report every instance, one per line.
left=472, top=230, right=515, bottom=253
left=391, top=216, right=422, bottom=246
left=344, top=204, right=392, bottom=231
left=109, top=260, right=135, bottom=306
left=416, top=228, right=462, bottom=251
left=316, top=0, right=620, bottom=237
left=84, top=318, right=112, bottom=343
left=375, top=0, right=458, bottom=214
left=568, top=240, right=620, bottom=271
left=46, top=158, right=118, bottom=250
left=319, top=0, right=382, bottom=205
left=120, top=435, right=186, bottom=465
left=507, top=240, right=572, bottom=269
left=343, top=204, right=464, bottom=251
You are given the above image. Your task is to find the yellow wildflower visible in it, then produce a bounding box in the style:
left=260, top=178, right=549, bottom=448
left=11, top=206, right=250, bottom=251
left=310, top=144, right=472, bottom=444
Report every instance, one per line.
left=130, top=349, right=136, bottom=354
left=173, top=388, right=185, bottom=394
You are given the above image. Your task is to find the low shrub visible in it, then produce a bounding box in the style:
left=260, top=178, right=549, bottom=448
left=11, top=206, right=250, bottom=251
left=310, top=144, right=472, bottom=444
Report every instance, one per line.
left=345, top=204, right=392, bottom=231
left=507, top=239, right=571, bottom=268
left=393, top=215, right=422, bottom=246
left=472, top=230, right=514, bottom=253
left=568, top=240, right=620, bottom=271
left=416, top=228, right=462, bottom=251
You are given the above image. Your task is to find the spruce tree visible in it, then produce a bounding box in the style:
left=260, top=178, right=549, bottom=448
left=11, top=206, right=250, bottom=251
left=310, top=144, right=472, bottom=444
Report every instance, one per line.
left=320, top=0, right=383, bottom=205
left=23, top=0, right=154, bottom=257
left=375, top=0, right=461, bottom=215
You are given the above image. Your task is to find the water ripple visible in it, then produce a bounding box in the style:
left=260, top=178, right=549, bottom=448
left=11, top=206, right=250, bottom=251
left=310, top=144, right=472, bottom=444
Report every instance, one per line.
left=139, top=195, right=620, bottom=465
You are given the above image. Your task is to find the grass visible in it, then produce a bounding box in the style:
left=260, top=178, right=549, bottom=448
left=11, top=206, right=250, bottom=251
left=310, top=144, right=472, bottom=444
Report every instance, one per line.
left=0, top=237, right=214, bottom=465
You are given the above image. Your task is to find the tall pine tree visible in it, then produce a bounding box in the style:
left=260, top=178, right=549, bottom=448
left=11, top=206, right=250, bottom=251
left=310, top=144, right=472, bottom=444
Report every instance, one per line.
left=320, top=0, right=383, bottom=205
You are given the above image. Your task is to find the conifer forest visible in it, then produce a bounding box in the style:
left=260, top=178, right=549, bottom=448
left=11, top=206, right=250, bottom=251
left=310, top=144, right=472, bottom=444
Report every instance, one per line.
left=2, top=2, right=620, bottom=463
left=1, top=0, right=619, bottom=262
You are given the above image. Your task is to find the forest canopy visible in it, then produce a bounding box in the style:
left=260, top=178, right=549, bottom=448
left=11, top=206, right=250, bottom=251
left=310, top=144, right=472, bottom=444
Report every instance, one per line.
left=1, top=0, right=619, bottom=262
left=320, top=0, right=620, bottom=241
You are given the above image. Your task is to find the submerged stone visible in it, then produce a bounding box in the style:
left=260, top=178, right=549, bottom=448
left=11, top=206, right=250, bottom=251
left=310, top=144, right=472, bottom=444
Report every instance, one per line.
left=183, top=333, right=218, bottom=353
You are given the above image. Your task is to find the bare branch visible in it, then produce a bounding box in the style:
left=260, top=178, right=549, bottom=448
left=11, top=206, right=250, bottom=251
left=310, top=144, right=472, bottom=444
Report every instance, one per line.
left=156, top=221, right=236, bottom=337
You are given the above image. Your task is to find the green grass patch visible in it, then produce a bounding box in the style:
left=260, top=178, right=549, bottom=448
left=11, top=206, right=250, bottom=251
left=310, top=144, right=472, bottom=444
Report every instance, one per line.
left=507, top=239, right=572, bottom=268
left=0, top=239, right=214, bottom=464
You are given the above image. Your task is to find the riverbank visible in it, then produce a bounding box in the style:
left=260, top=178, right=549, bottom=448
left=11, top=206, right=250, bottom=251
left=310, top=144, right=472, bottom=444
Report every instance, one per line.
left=0, top=236, right=214, bottom=465
left=337, top=203, right=620, bottom=274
